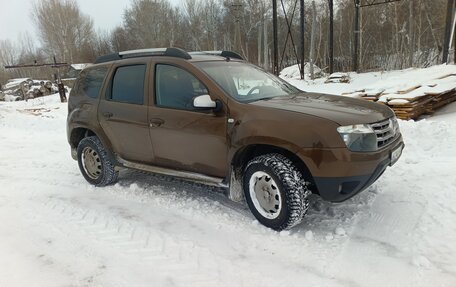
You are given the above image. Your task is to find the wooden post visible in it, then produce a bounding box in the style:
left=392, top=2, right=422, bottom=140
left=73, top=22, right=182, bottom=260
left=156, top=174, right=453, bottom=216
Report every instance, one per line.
left=58, top=83, right=67, bottom=103
left=53, top=56, right=67, bottom=103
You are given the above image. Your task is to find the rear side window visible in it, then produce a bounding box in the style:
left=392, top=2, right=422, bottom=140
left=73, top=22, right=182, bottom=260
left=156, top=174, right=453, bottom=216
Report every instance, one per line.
left=75, top=66, right=108, bottom=99
left=110, top=65, right=146, bottom=105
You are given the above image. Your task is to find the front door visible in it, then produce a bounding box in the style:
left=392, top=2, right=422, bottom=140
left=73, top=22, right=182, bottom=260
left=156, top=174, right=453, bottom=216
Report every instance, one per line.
left=98, top=62, right=154, bottom=163
left=148, top=63, right=228, bottom=178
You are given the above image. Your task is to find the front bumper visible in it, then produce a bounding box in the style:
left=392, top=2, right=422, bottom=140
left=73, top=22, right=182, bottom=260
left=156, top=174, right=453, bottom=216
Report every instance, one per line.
left=298, top=136, right=404, bottom=202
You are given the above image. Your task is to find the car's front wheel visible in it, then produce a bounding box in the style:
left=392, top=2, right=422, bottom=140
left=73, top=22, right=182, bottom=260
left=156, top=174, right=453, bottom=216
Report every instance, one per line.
left=77, top=136, right=118, bottom=186
left=243, top=153, right=310, bottom=231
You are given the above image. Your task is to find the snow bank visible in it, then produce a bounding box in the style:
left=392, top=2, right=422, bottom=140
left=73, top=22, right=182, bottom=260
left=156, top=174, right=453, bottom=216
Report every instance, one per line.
left=280, top=63, right=323, bottom=80
left=284, top=64, right=456, bottom=97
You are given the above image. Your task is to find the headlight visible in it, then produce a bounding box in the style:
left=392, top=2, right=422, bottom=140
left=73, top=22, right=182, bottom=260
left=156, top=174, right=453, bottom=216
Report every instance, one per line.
left=390, top=117, right=400, bottom=135
left=337, top=124, right=378, bottom=152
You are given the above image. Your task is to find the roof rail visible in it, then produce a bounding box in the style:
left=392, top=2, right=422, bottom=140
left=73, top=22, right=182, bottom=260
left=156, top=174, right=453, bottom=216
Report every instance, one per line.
left=189, top=51, right=244, bottom=60
left=94, top=47, right=192, bottom=64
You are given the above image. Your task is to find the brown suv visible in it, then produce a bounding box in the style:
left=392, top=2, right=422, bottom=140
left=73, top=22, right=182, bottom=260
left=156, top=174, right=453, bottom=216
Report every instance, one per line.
left=67, top=48, right=404, bottom=230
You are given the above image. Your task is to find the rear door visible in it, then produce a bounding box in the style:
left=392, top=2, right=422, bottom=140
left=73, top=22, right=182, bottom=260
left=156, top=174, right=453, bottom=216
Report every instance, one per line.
left=148, top=61, right=228, bottom=178
left=98, top=61, right=154, bottom=163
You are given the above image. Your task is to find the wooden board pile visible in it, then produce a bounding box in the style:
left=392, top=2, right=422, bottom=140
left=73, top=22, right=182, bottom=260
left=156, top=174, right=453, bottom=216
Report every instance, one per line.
left=325, top=72, right=350, bottom=83
left=342, top=74, right=456, bottom=120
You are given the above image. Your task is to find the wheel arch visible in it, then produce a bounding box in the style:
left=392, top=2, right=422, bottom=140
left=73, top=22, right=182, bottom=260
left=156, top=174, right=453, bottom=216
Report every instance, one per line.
left=231, top=144, right=316, bottom=190
left=69, top=127, right=97, bottom=149
left=69, top=126, right=117, bottom=165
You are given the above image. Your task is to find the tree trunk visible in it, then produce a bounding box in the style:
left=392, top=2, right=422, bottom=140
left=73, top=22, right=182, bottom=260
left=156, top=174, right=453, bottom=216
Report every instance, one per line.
left=310, top=0, right=317, bottom=79
left=263, top=20, right=269, bottom=70
left=258, top=22, right=262, bottom=66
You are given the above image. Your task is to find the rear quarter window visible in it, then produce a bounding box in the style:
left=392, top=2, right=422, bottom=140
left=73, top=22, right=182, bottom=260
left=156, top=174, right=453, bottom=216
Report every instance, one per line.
left=73, top=66, right=108, bottom=99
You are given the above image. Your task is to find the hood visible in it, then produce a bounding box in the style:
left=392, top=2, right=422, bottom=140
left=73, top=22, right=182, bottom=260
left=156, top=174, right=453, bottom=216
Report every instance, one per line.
left=250, top=93, right=394, bottom=126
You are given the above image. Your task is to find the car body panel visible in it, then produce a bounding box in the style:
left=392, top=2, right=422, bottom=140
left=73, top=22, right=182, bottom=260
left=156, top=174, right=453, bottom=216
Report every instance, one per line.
left=296, top=135, right=403, bottom=178
left=251, top=93, right=395, bottom=126
left=97, top=59, right=154, bottom=163
left=146, top=59, right=229, bottom=177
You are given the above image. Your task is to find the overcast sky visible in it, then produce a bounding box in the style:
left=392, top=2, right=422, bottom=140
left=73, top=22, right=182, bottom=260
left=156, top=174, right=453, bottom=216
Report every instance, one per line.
left=0, top=0, right=182, bottom=44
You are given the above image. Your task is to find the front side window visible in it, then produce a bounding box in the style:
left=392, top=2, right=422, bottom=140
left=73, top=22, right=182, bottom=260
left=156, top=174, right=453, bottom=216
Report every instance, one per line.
left=75, top=66, right=108, bottom=99
left=195, top=61, right=300, bottom=103
left=155, top=64, right=208, bottom=110
left=110, top=65, right=146, bottom=105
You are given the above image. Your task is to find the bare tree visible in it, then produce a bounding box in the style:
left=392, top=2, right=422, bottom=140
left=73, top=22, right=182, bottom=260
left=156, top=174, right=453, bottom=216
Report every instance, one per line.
left=32, top=0, right=95, bottom=63
left=0, top=40, right=19, bottom=67
left=92, top=30, right=114, bottom=56
left=2, top=0, right=451, bottom=85
left=123, top=0, right=176, bottom=48
left=0, top=38, right=49, bottom=84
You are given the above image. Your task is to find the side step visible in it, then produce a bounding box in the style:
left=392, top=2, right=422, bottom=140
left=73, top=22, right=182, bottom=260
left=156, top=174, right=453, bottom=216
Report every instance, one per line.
left=117, top=158, right=229, bottom=188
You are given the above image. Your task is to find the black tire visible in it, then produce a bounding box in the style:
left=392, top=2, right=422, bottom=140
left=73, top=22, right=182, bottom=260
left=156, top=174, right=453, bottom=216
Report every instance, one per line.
left=77, top=136, right=118, bottom=186
left=243, top=153, right=310, bottom=231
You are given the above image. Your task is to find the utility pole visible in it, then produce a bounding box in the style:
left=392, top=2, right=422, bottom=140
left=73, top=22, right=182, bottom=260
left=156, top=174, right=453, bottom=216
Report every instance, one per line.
left=273, top=0, right=279, bottom=75
left=300, top=0, right=305, bottom=79
left=408, top=0, right=414, bottom=67
left=353, top=0, right=360, bottom=72
left=442, top=0, right=456, bottom=64
left=272, top=0, right=306, bottom=76
left=453, top=10, right=456, bottom=62
left=353, top=0, right=401, bottom=71
left=328, top=0, right=334, bottom=74
left=231, top=0, right=243, bottom=56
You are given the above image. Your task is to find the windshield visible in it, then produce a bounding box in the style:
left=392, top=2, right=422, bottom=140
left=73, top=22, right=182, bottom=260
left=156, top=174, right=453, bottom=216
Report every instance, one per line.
left=195, top=61, right=301, bottom=102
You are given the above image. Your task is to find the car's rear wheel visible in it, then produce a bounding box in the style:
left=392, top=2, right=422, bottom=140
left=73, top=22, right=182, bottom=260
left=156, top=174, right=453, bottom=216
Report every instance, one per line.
left=77, top=136, right=118, bottom=186
left=243, top=153, right=310, bottom=231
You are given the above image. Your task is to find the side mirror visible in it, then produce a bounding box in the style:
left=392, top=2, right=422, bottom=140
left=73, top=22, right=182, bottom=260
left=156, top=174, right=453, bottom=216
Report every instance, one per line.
left=193, top=94, right=216, bottom=109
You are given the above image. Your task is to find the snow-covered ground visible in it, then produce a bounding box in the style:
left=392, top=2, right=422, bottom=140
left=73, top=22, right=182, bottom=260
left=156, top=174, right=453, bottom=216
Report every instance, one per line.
left=1, top=67, right=456, bottom=286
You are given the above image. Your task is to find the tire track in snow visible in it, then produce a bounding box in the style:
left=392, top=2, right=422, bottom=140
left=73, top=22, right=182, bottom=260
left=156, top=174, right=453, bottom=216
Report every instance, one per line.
left=36, top=196, right=225, bottom=286
left=30, top=194, right=345, bottom=287
left=326, top=193, right=441, bottom=287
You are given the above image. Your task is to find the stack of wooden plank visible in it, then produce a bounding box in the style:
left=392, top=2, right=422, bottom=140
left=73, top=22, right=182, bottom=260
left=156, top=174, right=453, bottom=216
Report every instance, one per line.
left=387, top=96, right=435, bottom=120
left=341, top=74, right=456, bottom=120
left=386, top=75, right=456, bottom=120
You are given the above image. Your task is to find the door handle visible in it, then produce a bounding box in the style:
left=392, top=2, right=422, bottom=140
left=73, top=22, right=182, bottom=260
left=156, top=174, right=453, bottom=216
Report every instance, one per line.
left=149, top=118, right=164, bottom=127
left=103, top=112, right=113, bottom=118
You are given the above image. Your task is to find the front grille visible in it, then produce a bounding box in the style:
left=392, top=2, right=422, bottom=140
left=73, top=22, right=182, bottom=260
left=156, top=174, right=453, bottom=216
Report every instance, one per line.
left=370, top=119, right=396, bottom=149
